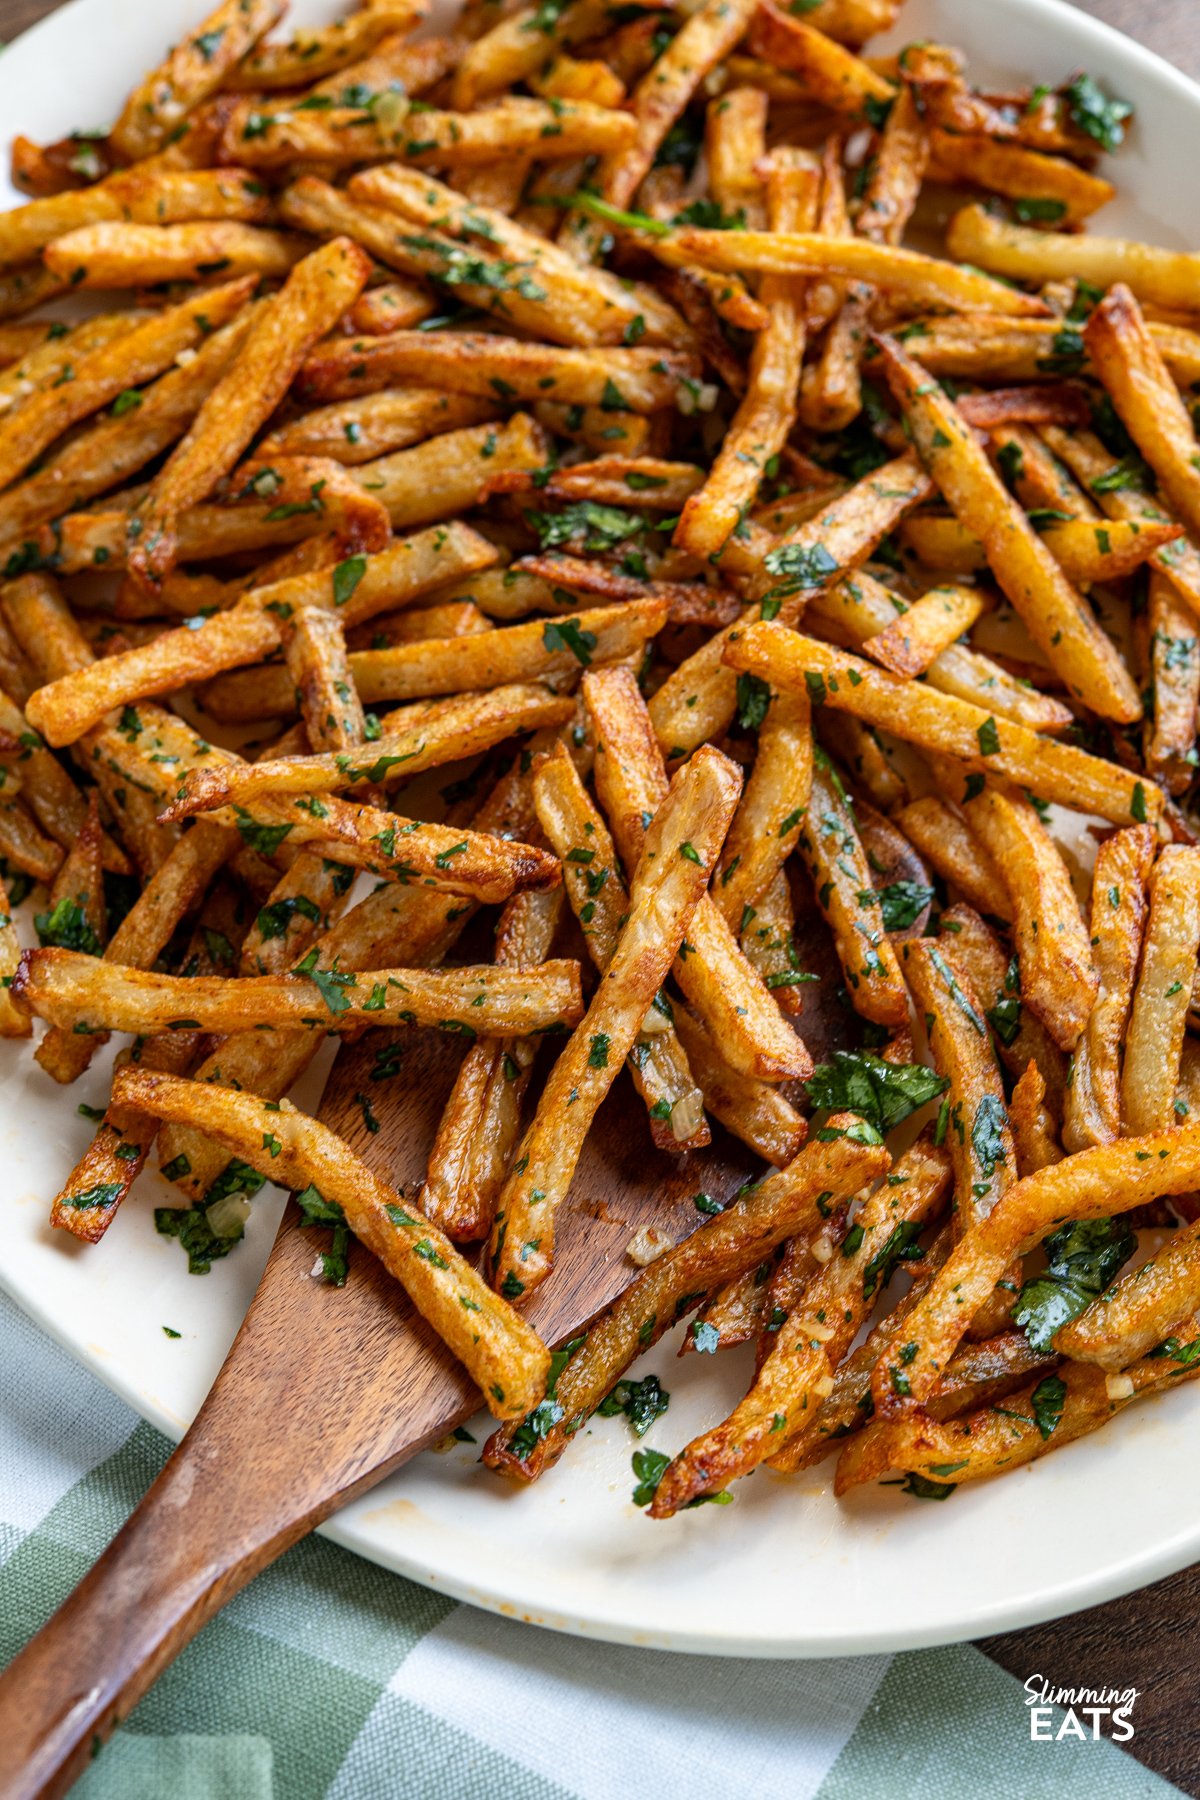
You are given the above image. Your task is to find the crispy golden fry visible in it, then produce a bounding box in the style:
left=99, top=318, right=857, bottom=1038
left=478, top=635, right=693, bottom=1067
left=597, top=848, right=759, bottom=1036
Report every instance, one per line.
left=15, top=947, right=583, bottom=1040
left=0, top=278, right=251, bottom=495
left=117, top=1067, right=548, bottom=1420
left=532, top=741, right=708, bottom=1153
left=875, top=333, right=1142, bottom=722
left=298, top=331, right=695, bottom=413
left=706, top=86, right=767, bottom=231
left=346, top=280, right=438, bottom=336
left=423, top=883, right=566, bottom=1242
left=227, top=95, right=635, bottom=169
left=1057, top=1220, right=1200, bottom=1371
left=258, top=389, right=498, bottom=465
left=714, top=690, right=811, bottom=932
left=585, top=663, right=811, bottom=1081
left=650, top=1136, right=951, bottom=1513
left=44, top=215, right=302, bottom=286
left=860, top=584, right=986, bottom=679
left=1121, top=847, right=1200, bottom=1135
left=1144, top=573, right=1200, bottom=793
left=25, top=523, right=495, bottom=746
left=0, top=310, right=143, bottom=418
left=0, top=263, right=66, bottom=322
left=484, top=1119, right=890, bottom=1480
left=807, top=571, right=1074, bottom=732
left=746, top=3, right=894, bottom=117
left=964, top=784, right=1096, bottom=1052
left=1041, top=423, right=1200, bottom=623
left=505, top=460, right=706, bottom=517
left=336, top=167, right=679, bottom=348
left=959, top=388, right=1092, bottom=432
left=1062, top=826, right=1155, bottom=1153
left=900, top=513, right=1175, bottom=589
left=1086, top=284, right=1200, bottom=544
left=128, top=238, right=371, bottom=589
left=489, top=745, right=740, bottom=1293
left=31, top=792, right=107, bottom=1078
left=671, top=1006, right=806, bottom=1167
left=0, top=166, right=277, bottom=266
left=887, top=314, right=1200, bottom=389
left=673, top=151, right=818, bottom=562
left=871, top=1128, right=1200, bottom=1420
left=725, top=627, right=1160, bottom=827
left=840, top=1322, right=1200, bottom=1494
left=165, top=685, right=572, bottom=818
left=937, top=904, right=1068, bottom=1121
left=345, top=596, right=667, bottom=705
left=225, top=2, right=427, bottom=89
left=649, top=453, right=933, bottom=757
left=1008, top=1060, right=1062, bottom=1177
left=0, top=312, right=253, bottom=559
left=856, top=85, right=929, bottom=246
left=928, top=131, right=1114, bottom=223
left=947, top=203, right=1200, bottom=314
left=795, top=752, right=908, bottom=1027
left=110, top=0, right=285, bottom=161
left=283, top=599, right=365, bottom=751
left=0, top=867, right=28, bottom=1039
left=658, top=227, right=1051, bottom=317
left=451, top=0, right=618, bottom=109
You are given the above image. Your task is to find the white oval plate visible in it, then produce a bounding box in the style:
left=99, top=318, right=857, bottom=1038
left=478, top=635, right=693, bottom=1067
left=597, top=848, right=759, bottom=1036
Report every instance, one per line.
left=4, top=0, right=1200, bottom=1660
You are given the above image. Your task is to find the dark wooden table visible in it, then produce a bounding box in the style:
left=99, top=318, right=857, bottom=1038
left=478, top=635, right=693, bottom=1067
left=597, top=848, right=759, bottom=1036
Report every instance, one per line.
left=1, top=0, right=1198, bottom=1790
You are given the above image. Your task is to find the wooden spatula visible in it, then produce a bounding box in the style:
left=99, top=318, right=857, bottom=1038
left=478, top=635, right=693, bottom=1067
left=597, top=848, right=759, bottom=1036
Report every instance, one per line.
left=0, top=792, right=907, bottom=1800
left=0, top=1020, right=766, bottom=1800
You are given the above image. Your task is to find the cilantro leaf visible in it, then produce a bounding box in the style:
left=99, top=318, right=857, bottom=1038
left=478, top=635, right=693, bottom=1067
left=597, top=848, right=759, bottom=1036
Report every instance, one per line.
left=804, top=1051, right=948, bottom=1137
left=1013, top=1216, right=1136, bottom=1352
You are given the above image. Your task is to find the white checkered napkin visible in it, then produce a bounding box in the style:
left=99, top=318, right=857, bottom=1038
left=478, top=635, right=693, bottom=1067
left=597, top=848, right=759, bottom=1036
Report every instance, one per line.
left=0, top=1289, right=1179, bottom=1800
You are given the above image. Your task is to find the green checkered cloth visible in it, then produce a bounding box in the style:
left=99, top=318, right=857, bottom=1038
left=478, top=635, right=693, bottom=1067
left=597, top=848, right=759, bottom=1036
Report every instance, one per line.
left=0, top=1289, right=1178, bottom=1799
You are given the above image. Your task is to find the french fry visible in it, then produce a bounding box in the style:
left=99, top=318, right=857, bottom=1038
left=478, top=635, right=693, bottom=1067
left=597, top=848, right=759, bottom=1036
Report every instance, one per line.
left=1008, top=1060, right=1062, bottom=1177
left=860, top=584, right=986, bottom=679
left=344, top=596, right=667, bottom=705
left=838, top=1324, right=1200, bottom=1495
left=657, top=228, right=1052, bottom=318
left=44, top=221, right=303, bottom=288
left=164, top=685, right=572, bottom=818
left=224, top=2, right=427, bottom=90
left=532, top=740, right=708, bottom=1153
left=928, top=131, right=1114, bottom=224
left=794, top=751, right=908, bottom=1027
left=346, top=280, right=439, bottom=336
left=649, top=452, right=933, bottom=757
left=947, top=202, right=1200, bottom=314
left=1144, top=573, right=1200, bottom=793
left=110, top=0, right=286, bottom=161
left=1121, top=847, right=1200, bottom=1135
left=725, top=627, right=1161, bottom=827
left=31, top=792, right=107, bottom=1080
left=25, top=523, right=497, bottom=746
left=900, top=513, right=1174, bottom=588
left=681, top=1011, right=807, bottom=1170
left=0, top=867, right=28, bottom=1038
left=15, top=947, right=583, bottom=1040
left=0, top=312, right=254, bottom=558
left=869, top=1128, right=1200, bottom=1420
left=934, top=902, right=1061, bottom=1098
left=226, top=96, right=636, bottom=169
left=963, top=784, right=1096, bottom=1053
left=488, top=744, right=742, bottom=1295
left=1061, top=827, right=1155, bottom=1153
left=650, top=1135, right=951, bottom=1513
left=127, top=238, right=371, bottom=589
left=585, top=663, right=812, bottom=1080
left=856, top=85, right=929, bottom=246
left=706, top=87, right=767, bottom=232
left=714, top=690, right=812, bottom=933
left=746, top=3, right=895, bottom=119
left=875, top=332, right=1142, bottom=722
left=423, top=883, right=566, bottom=1242
left=0, top=263, right=66, bottom=322
left=1086, top=284, right=1200, bottom=544
left=1041, top=423, right=1200, bottom=624
left=298, top=331, right=695, bottom=412
left=257, top=389, right=498, bottom=465
left=117, top=1067, right=549, bottom=1420
left=1056, top=1220, right=1200, bottom=1371
left=673, top=150, right=819, bottom=562
left=484, top=1119, right=890, bottom=1480
left=0, top=310, right=142, bottom=412
left=0, top=278, right=252, bottom=495
left=903, top=314, right=1200, bottom=390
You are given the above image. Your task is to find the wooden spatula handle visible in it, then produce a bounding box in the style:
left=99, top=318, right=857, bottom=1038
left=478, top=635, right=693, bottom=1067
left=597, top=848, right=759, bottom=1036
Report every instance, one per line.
left=0, top=1444, right=312, bottom=1800
left=0, top=1212, right=479, bottom=1800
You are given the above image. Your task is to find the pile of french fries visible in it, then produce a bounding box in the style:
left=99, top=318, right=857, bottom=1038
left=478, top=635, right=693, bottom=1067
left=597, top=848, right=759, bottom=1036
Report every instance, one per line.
left=2, top=0, right=1200, bottom=1514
